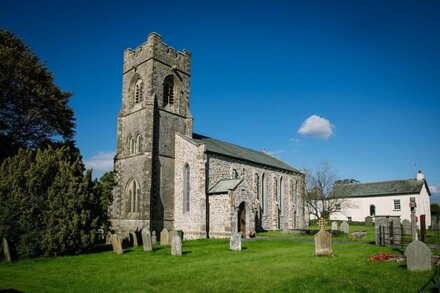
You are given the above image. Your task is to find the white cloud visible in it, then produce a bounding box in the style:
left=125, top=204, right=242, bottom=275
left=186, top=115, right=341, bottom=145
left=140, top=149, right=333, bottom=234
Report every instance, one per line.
left=430, top=185, right=440, bottom=194
left=297, top=115, right=334, bottom=139
left=84, top=151, right=115, bottom=172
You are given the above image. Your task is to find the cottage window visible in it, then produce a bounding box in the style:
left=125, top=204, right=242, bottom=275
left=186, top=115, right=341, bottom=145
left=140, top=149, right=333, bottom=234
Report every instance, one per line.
left=394, top=200, right=401, bottom=211
left=370, top=204, right=376, bottom=216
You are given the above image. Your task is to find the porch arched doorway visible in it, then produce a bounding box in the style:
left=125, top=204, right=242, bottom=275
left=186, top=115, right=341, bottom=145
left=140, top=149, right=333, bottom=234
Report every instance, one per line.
left=238, top=202, right=247, bottom=238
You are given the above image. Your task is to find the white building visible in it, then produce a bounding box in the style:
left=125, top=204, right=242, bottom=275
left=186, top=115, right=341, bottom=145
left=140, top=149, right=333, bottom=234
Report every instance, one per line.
left=331, top=172, right=431, bottom=225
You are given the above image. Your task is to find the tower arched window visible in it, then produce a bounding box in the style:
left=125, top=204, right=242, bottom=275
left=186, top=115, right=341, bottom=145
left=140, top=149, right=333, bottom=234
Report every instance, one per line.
left=183, top=163, right=190, bottom=213
left=130, top=136, right=135, bottom=155
left=163, top=75, right=175, bottom=107
left=127, top=179, right=140, bottom=213
left=134, top=79, right=143, bottom=104
left=135, top=134, right=141, bottom=153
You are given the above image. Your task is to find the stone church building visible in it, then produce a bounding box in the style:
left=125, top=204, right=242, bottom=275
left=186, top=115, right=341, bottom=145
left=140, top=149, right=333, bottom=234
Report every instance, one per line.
left=109, top=33, right=306, bottom=239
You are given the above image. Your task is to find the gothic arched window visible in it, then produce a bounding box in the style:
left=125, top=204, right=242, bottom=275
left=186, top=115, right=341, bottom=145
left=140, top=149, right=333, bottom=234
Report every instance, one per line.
left=135, top=134, right=141, bottom=153
left=163, top=75, right=175, bottom=107
left=134, top=79, right=143, bottom=104
left=130, top=136, right=135, bottom=155
left=370, top=204, right=376, bottom=216
left=280, top=177, right=284, bottom=215
left=183, top=163, right=190, bottom=213
left=261, top=173, right=266, bottom=214
left=127, top=179, right=140, bottom=213
left=255, top=174, right=259, bottom=200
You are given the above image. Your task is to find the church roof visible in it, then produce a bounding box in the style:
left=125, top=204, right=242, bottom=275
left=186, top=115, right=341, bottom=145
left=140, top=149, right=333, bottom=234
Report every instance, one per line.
left=333, top=179, right=428, bottom=198
left=208, top=179, right=243, bottom=194
left=192, top=133, right=300, bottom=173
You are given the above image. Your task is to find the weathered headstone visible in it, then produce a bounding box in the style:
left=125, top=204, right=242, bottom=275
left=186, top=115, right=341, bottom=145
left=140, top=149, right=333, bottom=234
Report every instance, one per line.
left=340, top=221, right=349, bottom=234
left=230, top=233, right=241, bottom=251
left=110, top=234, right=123, bottom=254
left=405, top=240, right=432, bottom=272
left=160, top=228, right=169, bottom=245
left=152, top=231, right=157, bottom=245
left=365, top=216, right=374, bottom=227
left=171, top=235, right=182, bottom=256
left=142, top=227, right=153, bottom=252
left=129, top=232, right=138, bottom=247
left=331, top=222, right=338, bottom=231
left=169, top=230, right=178, bottom=242
left=314, top=219, right=333, bottom=256
left=402, top=219, right=411, bottom=235
left=2, top=237, right=12, bottom=262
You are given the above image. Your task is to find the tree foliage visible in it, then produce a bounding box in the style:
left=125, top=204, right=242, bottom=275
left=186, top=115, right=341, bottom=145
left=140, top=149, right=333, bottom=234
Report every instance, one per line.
left=335, top=178, right=360, bottom=185
left=305, top=161, right=354, bottom=220
left=0, top=29, right=75, bottom=160
left=0, top=147, right=99, bottom=258
left=93, top=171, right=115, bottom=231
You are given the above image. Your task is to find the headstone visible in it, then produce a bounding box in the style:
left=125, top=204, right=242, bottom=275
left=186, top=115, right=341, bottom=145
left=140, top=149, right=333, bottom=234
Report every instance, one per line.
left=2, top=237, right=12, bottom=262
left=141, top=227, right=153, bottom=252
left=152, top=231, right=157, bottom=245
left=160, top=229, right=169, bottom=245
left=230, top=233, right=241, bottom=251
left=340, top=221, right=349, bottom=234
left=365, top=216, right=374, bottom=227
left=110, top=234, right=123, bottom=254
left=402, top=219, right=411, bottom=235
left=405, top=240, right=432, bottom=272
left=314, top=219, right=333, bottom=256
left=331, top=222, right=338, bottom=231
left=129, top=232, right=138, bottom=247
left=169, top=230, right=178, bottom=242
left=171, top=235, right=182, bottom=256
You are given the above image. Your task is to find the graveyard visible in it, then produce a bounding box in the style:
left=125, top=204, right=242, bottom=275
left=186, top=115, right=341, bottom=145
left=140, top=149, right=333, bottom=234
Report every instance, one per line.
left=0, top=230, right=437, bottom=292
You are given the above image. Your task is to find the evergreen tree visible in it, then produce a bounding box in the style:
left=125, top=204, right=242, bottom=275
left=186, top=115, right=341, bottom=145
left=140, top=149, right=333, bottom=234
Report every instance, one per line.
left=0, top=29, right=75, bottom=160
left=93, top=171, right=114, bottom=231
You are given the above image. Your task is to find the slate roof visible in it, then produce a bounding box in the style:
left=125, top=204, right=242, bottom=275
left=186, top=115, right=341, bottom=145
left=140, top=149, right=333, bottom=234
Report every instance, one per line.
left=192, top=133, right=299, bottom=173
left=208, top=179, right=243, bottom=194
left=333, top=179, right=428, bottom=198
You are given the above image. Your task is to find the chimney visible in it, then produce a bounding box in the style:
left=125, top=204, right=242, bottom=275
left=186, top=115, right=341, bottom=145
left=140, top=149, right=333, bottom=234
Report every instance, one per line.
left=416, top=171, right=425, bottom=181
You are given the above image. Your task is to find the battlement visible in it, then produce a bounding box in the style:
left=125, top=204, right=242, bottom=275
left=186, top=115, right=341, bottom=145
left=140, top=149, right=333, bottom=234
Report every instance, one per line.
left=123, top=32, right=191, bottom=74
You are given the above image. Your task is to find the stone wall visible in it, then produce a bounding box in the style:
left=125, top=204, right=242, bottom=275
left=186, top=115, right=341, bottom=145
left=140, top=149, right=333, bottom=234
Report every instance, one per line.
left=173, top=134, right=208, bottom=239
left=208, top=193, right=232, bottom=238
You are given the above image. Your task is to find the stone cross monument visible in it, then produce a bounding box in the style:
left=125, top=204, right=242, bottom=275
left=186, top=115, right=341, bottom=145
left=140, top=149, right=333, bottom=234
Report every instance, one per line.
left=314, top=219, right=333, bottom=256
left=410, top=197, right=418, bottom=241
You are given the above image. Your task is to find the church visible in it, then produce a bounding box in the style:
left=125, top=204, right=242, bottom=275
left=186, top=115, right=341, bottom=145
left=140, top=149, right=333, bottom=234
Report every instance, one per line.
left=108, top=33, right=306, bottom=239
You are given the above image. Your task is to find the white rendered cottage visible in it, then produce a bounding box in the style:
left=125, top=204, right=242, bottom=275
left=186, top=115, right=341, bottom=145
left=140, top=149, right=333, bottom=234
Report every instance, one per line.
left=330, top=172, right=431, bottom=225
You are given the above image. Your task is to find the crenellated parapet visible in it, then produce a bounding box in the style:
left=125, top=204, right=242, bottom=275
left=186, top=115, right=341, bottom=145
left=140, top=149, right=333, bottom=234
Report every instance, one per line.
left=123, top=32, right=191, bottom=75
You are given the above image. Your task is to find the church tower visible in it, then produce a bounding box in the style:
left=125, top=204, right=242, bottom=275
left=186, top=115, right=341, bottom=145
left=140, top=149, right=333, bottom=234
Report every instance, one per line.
left=109, top=33, right=193, bottom=235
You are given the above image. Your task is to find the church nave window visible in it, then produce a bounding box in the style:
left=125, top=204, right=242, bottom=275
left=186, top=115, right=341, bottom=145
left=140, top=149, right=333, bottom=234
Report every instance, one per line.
left=183, top=164, right=190, bottom=213
left=127, top=179, right=140, bottom=214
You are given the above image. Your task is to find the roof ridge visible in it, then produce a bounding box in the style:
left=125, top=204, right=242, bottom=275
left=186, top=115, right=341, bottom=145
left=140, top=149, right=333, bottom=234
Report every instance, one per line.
left=193, top=132, right=267, bottom=155
left=339, top=178, right=417, bottom=187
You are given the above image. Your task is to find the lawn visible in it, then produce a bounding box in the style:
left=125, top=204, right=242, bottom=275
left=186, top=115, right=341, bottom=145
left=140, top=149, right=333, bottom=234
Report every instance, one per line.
left=0, top=238, right=436, bottom=292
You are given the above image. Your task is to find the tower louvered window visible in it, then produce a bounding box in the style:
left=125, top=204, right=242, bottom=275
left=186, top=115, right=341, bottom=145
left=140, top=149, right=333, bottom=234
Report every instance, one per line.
left=135, top=79, right=143, bottom=104
left=163, top=75, right=175, bottom=107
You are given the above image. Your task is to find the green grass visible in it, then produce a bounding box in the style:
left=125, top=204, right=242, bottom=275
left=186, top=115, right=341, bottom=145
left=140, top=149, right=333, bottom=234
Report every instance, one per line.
left=0, top=238, right=435, bottom=292
left=257, top=225, right=377, bottom=243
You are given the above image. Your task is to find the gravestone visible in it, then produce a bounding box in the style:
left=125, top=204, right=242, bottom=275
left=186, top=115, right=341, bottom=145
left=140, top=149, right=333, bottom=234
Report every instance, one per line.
left=2, top=237, right=12, bottom=262
left=405, top=240, right=432, bottom=272
left=169, top=230, right=178, bottom=242
left=142, top=227, right=153, bottom=252
left=340, top=221, right=349, bottom=234
left=230, top=233, right=241, bottom=251
left=171, top=235, right=182, bottom=256
left=331, top=222, right=338, bottom=231
left=365, top=216, right=374, bottom=227
left=152, top=231, right=157, bottom=245
left=402, top=219, right=411, bottom=235
left=129, top=232, right=138, bottom=247
left=314, top=219, right=333, bottom=256
left=375, top=216, right=402, bottom=246
left=160, top=229, right=169, bottom=245
left=110, top=234, right=123, bottom=254
left=177, top=230, right=184, bottom=241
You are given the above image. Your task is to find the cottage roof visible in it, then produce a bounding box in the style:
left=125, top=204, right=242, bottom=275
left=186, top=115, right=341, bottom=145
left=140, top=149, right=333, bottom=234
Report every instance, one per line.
left=192, top=133, right=300, bottom=173
left=333, top=178, right=429, bottom=198
left=208, top=179, right=243, bottom=194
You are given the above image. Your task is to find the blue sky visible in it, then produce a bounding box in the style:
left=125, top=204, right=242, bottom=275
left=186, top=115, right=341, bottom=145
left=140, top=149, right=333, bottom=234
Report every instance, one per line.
left=1, top=0, right=440, bottom=198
